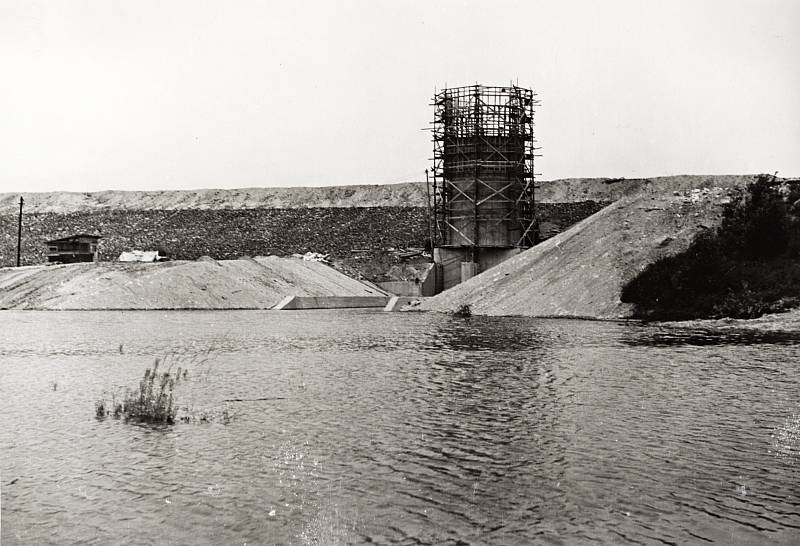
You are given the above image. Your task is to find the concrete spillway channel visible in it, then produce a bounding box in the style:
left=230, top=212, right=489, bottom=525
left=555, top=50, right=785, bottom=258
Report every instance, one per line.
left=272, top=295, right=420, bottom=311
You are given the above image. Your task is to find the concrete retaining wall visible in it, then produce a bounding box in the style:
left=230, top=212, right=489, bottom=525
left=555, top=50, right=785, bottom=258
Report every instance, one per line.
left=377, top=281, right=422, bottom=297
left=433, top=247, right=522, bottom=291
left=273, top=295, right=391, bottom=310
left=376, top=263, right=436, bottom=296
left=383, top=296, right=424, bottom=312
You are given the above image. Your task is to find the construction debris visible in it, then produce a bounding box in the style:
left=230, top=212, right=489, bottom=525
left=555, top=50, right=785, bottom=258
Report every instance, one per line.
left=292, top=252, right=330, bottom=263
left=118, top=250, right=160, bottom=262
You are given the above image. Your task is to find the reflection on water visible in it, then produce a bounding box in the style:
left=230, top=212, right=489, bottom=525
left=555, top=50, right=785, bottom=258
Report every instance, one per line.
left=1, top=310, right=799, bottom=545
left=622, top=325, right=800, bottom=347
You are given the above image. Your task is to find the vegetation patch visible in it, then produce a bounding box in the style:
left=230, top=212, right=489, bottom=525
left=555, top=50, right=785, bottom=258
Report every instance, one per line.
left=96, top=347, right=235, bottom=425
left=622, top=175, right=800, bottom=321
left=96, top=359, right=183, bottom=424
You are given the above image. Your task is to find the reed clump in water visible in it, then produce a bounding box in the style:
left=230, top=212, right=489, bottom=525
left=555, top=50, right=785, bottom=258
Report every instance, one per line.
left=96, top=359, right=184, bottom=424
left=95, top=344, right=236, bottom=425
left=123, top=359, right=182, bottom=424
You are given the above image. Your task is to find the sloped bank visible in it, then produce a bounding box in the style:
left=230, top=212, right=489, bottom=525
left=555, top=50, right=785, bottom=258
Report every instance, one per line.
left=0, top=256, right=386, bottom=310
left=417, top=190, right=736, bottom=319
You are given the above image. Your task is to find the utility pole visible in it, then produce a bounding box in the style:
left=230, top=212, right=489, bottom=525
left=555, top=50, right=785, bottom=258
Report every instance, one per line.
left=424, top=169, right=434, bottom=258
left=16, top=196, right=23, bottom=267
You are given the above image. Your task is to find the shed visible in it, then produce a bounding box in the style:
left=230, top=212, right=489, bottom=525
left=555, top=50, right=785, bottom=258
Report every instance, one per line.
left=45, top=234, right=101, bottom=264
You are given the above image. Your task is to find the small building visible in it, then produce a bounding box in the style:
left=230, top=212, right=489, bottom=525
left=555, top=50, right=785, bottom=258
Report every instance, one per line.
left=45, top=234, right=101, bottom=264
left=118, top=250, right=160, bottom=262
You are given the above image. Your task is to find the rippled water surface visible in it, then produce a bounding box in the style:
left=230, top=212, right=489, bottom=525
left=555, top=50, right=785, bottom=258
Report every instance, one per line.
left=1, top=310, right=799, bottom=545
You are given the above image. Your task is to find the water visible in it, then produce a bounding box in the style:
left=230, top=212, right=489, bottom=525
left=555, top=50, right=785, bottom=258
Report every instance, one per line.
left=1, top=310, right=799, bottom=545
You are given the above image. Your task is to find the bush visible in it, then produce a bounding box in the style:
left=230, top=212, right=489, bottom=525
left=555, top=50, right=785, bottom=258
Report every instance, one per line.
left=621, top=174, right=800, bottom=320
left=718, top=174, right=800, bottom=259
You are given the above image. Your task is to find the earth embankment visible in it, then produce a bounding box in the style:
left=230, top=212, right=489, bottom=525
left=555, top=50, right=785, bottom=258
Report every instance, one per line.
left=0, top=175, right=758, bottom=214
left=535, top=174, right=758, bottom=202
left=418, top=189, right=735, bottom=318
left=0, top=183, right=428, bottom=213
left=0, top=256, right=386, bottom=310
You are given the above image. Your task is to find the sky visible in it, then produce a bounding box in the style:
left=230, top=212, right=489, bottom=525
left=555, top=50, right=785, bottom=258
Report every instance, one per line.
left=1, top=0, right=798, bottom=193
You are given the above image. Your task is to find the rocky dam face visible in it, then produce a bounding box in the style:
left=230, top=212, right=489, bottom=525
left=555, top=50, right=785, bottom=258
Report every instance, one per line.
left=0, top=207, right=428, bottom=270
left=0, top=181, right=614, bottom=282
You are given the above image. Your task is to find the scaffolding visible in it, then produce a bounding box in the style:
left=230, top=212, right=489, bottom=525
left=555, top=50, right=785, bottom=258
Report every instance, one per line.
left=431, top=84, right=539, bottom=251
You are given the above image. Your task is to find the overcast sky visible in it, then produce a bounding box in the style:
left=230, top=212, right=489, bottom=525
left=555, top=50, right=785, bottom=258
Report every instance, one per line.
left=1, top=0, right=798, bottom=192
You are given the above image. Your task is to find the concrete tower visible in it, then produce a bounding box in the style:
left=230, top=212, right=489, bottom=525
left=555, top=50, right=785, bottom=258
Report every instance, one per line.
left=431, top=84, right=539, bottom=291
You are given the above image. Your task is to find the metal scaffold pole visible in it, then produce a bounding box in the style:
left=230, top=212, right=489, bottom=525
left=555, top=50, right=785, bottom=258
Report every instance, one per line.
left=16, top=196, right=24, bottom=267
left=424, top=168, right=434, bottom=257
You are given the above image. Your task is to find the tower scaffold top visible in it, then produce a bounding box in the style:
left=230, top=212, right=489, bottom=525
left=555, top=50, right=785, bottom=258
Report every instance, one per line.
left=430, top=84, right=541, bottom=249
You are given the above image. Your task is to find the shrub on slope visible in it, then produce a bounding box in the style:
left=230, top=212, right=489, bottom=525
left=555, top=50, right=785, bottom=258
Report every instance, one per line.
left=622, top=175, right=800, bottom=320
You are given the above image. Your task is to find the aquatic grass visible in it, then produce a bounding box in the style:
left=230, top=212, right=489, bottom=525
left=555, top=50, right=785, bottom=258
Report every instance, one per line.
left=95, top=342, right=232, bottom=425
left=122, top=359, right=182, bottom=424
left=95, top=359, right=182, bottom=424
left=95, top=399, right=107, bottom=418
